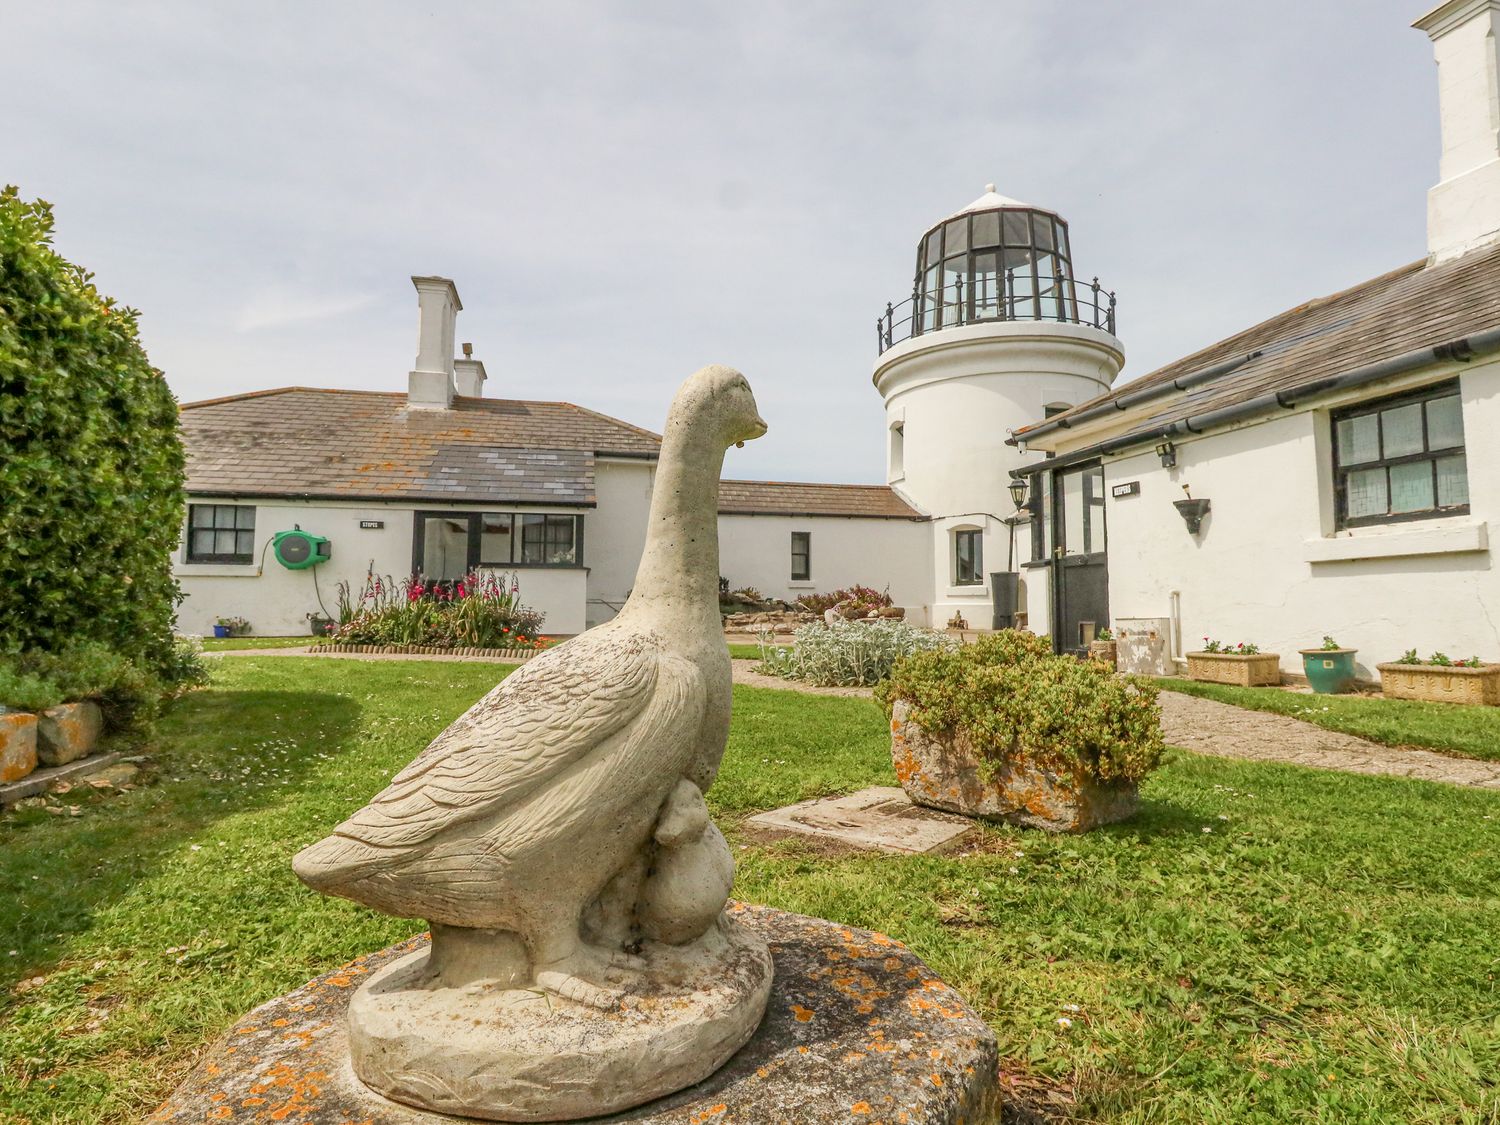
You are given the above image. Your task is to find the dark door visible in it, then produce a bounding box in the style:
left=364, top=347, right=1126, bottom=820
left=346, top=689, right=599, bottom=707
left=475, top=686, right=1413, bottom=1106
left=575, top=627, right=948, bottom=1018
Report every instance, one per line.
left=1051, top=463, right=1109, bottom=655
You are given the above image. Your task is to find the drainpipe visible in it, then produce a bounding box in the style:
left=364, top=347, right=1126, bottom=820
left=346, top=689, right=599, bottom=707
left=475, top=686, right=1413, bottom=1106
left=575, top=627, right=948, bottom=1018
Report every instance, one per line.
left=1169, top=590, right=1183, bottom=666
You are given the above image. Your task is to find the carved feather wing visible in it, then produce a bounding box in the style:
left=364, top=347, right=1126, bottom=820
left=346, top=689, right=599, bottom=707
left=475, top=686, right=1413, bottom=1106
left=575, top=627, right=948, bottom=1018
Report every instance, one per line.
left=329, top=632, right=665, bottom=849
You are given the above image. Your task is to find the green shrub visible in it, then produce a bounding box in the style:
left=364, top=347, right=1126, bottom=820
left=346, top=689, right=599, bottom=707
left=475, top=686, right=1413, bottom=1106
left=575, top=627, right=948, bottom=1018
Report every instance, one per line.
left=0, top=187, right=187, bottom=684
left=0, top=640, right=206, bottom=728
left=759, top=619, right=954, bottom=687
left=876, top=631, right=1164, bottom=784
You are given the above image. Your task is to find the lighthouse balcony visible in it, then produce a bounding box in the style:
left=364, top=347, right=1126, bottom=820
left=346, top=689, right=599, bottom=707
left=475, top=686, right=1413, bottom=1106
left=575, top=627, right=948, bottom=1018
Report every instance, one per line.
left=876, top=273, right=1117, bottom=355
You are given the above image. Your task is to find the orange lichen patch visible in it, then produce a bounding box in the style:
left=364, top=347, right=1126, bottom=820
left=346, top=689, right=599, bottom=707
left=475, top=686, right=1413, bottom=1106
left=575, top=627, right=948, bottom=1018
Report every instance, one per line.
left=240, top=1097, right=266, bottom=1107
left=797, top=1045, right=810, bottom=1054
left=756, top=1066, right=770, bottom=1079
left=271, top=1019, right=290, bottom=1028
left=791, top=1003, right=815, bottom=1023
left=235, top=1026, right=259, bottom=1035
left=930, top=1073, right=944, bottom=1086
left=851, top=1102, right=873, bottom=1115
left=206, top=1062, right=222, bottom=1076
left=688, top=1105, right=728, bottom=1124
left=207, top=1108, right=232, bottom=1121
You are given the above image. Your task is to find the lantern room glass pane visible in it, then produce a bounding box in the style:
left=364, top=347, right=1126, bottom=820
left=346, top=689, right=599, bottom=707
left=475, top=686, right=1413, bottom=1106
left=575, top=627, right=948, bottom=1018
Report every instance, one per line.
left=1054, top=221, right=1071, bottom=262
left=921, top=265, right=940, bottom=331
left=1346, top=467, right=1388, bottom=519
left=1389, top=461, right=1434, bottom=513
left=1002, top=211, right=1030, bottom=246
left=971, top=251, right=1001, bottom=319
left=1426, top=395, right=1464, bottom=450
left=1381, top=402, right=1424, bottom=458
left=972, top=210, right=1000, bottom=248
left=944, top=218, right=969, bottom=255
left=941, top=257, right=966, bottom=326
left=1437, top=454, right=1469, bottom=507
left=924, top=228, right=943, bottom=268
left=1033, top=213, right=1055, bottom=252
left=1336, top=414, right=1380, bottom=465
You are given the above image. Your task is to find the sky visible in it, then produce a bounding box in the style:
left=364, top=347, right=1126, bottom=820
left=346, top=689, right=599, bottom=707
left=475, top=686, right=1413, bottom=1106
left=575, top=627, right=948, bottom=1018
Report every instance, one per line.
left=5, top=1, right=1438, bottom=484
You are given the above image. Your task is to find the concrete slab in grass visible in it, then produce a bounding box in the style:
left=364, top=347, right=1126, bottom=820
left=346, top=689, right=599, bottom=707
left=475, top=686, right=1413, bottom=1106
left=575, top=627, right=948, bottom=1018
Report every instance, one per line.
left=745, top=786, right=976, bottom=854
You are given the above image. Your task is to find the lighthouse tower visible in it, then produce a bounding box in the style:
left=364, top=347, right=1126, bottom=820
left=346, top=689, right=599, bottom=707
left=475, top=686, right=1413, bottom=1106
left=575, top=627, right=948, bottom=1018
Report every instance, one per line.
left=872, top=186, right=1124, bottom=629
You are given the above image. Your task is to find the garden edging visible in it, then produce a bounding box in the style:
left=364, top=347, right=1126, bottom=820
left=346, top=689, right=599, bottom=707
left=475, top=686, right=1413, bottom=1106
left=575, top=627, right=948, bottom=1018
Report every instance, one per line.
left=309, top=643, right=542, bottom=662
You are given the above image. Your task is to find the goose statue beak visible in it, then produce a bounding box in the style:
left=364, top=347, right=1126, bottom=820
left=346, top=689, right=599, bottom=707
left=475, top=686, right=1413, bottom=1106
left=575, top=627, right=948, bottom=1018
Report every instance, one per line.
left=735, top=414, right=768, bottom=448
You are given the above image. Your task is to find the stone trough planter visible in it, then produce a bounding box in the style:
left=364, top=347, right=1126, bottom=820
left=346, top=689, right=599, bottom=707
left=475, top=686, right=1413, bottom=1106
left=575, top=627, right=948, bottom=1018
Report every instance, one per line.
left=0, top=712, right=39, bottom=784
left=889, top=701, right=1137, bottom=832
left=1186, top=651, right=1281, bottom=687
left=1377, top=661, right=1500, bottom=706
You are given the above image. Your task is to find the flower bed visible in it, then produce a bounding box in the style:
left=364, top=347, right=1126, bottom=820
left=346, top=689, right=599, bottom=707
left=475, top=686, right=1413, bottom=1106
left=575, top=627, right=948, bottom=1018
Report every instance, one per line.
left=326, top=572, right=545, bottom=650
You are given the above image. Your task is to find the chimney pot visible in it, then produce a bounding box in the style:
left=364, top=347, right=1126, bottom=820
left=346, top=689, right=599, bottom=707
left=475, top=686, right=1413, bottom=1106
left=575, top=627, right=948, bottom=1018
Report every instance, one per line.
left=408, top=276, right=462, bottom=410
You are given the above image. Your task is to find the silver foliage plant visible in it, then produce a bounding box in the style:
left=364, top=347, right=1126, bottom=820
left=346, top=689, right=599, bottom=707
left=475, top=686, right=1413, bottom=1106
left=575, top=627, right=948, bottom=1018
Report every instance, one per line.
left=758, top=618, right=956, bottom=687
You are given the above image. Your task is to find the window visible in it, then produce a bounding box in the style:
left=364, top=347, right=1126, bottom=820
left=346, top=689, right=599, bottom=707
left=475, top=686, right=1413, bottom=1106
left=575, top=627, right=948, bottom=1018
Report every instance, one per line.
left=954, top=528, right=983, bottom=585
left=521, top=514, right=579, bottom=565
left=413, top=510, right=582, bottom=576
left=1333, top=381, right=1468, bottom=528
left=889, top=423, right=904, bottom=479
left=790, top=532, right=811, bottom=581
left=186, top=504, right=255, bottom=564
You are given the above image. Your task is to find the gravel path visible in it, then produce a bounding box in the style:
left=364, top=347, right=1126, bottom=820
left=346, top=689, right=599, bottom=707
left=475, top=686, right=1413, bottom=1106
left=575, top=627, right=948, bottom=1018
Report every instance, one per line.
left=213, top=648, right=1500, bottom=789
left=1159, top=691, right=1500, bottom=789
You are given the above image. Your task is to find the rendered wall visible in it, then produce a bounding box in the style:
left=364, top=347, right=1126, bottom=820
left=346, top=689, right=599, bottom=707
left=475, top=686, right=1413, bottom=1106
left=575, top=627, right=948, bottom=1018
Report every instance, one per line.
left=1096, top=357, right=1500, bottom=679
left=584, top=459, right=655, bottom=627
left=716, top=514, right=933, bottom=622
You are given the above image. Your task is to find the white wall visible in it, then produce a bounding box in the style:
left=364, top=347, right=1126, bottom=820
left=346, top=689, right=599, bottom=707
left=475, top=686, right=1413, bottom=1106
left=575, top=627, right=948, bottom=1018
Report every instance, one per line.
left=173, top=498, right=592, bottom=638
left=1094, top=357, right=1500, bottom=679
left=584, top=459, right=655, bottom=627
left=717, top=514, right=932, bottom=621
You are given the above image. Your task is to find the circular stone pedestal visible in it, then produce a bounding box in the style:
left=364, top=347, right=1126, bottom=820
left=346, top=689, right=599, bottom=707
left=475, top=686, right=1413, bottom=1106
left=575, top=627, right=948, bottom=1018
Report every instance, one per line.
left=349, top=918, right=773, bottom=1120
left=152, top=903, right=1001, bottom=1124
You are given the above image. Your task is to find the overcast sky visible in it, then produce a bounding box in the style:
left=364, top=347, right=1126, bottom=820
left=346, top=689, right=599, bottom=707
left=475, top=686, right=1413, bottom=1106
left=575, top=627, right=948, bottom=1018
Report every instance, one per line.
left=6, top=1, right=1437, bottom=483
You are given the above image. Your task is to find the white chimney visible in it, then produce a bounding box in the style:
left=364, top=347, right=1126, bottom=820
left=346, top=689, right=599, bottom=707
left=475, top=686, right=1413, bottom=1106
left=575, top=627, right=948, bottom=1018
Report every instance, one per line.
left=408, top=276, right=461, bottom=410
left=1415, top=0, right=1500, bottom=261
left=453, top=342, right=487, bottom=398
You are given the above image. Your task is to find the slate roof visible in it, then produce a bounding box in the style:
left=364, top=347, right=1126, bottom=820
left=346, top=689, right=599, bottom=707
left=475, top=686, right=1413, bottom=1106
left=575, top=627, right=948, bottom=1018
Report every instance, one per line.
left=179, top=388, right=660, bottom=505
left=181, top=386, right=920, bottom=518
left=718, top=480, right=922, bottom=519
left=1017, top=239, right=1500, bottom=441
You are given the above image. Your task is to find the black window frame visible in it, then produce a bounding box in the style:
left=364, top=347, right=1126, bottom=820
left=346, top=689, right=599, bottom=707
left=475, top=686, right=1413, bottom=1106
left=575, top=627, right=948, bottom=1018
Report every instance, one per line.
left=412, top=509, right=584, bottom=576
left=1331, top=380, right=1469, bottom=529
left=185, top=503, right=256, bottom=564
left=790, top=531, right=811, bottom=582
left=954, top=528, right=983, bottom=586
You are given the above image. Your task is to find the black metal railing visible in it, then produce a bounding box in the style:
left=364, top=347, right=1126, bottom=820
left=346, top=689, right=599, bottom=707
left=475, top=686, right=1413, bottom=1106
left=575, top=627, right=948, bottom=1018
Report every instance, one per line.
left=876, top=273, right=1117, bottom=354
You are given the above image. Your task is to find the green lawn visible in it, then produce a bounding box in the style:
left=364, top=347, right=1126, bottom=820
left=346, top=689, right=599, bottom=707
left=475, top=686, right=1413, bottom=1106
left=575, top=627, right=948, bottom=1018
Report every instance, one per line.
left=1160, top=676, right=1500, bottom=762
left=2, top=659, right=1497, bottom=1122
left=198, top=635, right=309, bottom=651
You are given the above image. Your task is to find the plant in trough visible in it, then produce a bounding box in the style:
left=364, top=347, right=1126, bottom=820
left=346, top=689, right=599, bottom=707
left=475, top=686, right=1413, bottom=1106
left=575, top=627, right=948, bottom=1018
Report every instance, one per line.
left=877, top=630, right=1164, bottom=785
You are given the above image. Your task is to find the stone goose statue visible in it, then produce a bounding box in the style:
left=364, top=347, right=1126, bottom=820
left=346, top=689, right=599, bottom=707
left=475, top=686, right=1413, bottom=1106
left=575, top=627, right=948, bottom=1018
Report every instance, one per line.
left=293, top=365, right=766, bottom=1011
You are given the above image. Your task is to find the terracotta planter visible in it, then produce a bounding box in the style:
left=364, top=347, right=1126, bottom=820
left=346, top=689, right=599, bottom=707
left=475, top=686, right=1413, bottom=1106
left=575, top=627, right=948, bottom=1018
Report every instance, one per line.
left=889, top=701, right=1137, bottom=833
left=1186, top=651, right=1281, bottom=687
left=0, top=712, right=39, bottom=784
left=1377, top=662, right=1500, bottom=706
left=1088, top=640, right=1118, bottom=667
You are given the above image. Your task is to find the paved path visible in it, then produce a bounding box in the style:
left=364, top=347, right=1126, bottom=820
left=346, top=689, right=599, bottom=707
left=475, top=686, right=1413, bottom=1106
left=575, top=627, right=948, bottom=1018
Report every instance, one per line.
left=213, top=648, right=1500, bottom=790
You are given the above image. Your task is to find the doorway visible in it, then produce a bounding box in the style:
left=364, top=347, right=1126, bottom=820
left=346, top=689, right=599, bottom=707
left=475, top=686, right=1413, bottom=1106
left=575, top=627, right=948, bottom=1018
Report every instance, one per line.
left=1051, top=462, right=1109, bottom=655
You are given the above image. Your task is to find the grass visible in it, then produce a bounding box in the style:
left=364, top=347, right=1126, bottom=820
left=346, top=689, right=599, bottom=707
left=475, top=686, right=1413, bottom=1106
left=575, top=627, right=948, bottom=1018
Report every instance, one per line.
left=197, top=636, right=309, bottom=651
left=0, top=659, right=1496, bottom=1122
left=1160, top=677, right=1500, bottom=762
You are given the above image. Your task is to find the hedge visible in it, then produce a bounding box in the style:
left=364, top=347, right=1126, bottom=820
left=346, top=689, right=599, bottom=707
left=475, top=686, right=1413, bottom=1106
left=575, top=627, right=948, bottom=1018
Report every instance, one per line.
left=0, top=187, right=187, bottom=680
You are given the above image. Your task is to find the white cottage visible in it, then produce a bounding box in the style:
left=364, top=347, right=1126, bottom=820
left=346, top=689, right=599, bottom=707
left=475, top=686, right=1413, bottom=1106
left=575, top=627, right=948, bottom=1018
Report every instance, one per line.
left=174, top=278, right=929, bottom=637
left=1008, top=0, right=1500, bottom=678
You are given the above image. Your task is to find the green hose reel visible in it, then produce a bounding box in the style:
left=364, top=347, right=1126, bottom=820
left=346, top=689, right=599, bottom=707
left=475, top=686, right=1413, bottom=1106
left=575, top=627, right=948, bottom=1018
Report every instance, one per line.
left=272, top=527, right=331, bottom=570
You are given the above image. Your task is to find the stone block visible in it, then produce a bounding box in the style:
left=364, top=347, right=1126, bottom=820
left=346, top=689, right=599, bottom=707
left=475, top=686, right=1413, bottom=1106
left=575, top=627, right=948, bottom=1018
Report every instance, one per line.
left=891, top=702, right=1137, bottom=833
left=0, top=713, right=38, bottom=783
left=36, top=701, right=104, bottom=766
left=745, top=786, right=976, bottom=854
left=152, top=904, right=1001, bottom=1124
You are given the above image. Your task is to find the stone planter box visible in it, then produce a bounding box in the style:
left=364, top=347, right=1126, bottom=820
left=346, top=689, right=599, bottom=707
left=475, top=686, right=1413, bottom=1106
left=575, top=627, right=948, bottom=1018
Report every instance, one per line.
left=1186, top=651, right=1281, bottom=687
left=1377, top=662, right=1500, bottom=706
left=0, top=712, right=39, bottom=784
left=37, top=701, right=104, bottom=766
left=1088, top=640, right=1118, bottom=667
left=889, top=701, right=1137, bottom=833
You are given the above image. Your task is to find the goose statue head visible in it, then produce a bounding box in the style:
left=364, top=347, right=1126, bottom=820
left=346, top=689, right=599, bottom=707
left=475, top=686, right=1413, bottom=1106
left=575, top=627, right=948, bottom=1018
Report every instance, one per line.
left=665, top=364, right=767, bottom=452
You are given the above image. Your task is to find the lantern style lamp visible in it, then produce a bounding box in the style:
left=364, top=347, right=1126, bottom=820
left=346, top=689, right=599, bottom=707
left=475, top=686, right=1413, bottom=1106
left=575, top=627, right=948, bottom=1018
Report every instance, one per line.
left=1008, top=477, right=1029, bottom=512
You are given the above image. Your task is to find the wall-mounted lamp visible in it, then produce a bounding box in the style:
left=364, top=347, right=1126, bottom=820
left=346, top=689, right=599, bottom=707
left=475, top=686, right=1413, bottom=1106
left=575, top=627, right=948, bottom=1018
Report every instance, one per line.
left=1008, top=478, right=1029, bottom=512
left=1173, top=484, right=1210, bottom=535
left=1155, top=440, right=1177, bottom=469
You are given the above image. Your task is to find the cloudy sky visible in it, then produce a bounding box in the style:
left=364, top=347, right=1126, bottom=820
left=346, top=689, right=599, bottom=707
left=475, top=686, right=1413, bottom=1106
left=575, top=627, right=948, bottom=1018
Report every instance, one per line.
left=6, top=1, right=1436, bottom=483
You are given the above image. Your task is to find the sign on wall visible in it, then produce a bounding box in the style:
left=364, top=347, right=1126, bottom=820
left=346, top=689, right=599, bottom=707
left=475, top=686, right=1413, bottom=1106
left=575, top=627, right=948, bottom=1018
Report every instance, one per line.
left=359, top=520, right=385, bottom=529
left=1110, top=481, right=1141, bottom=499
